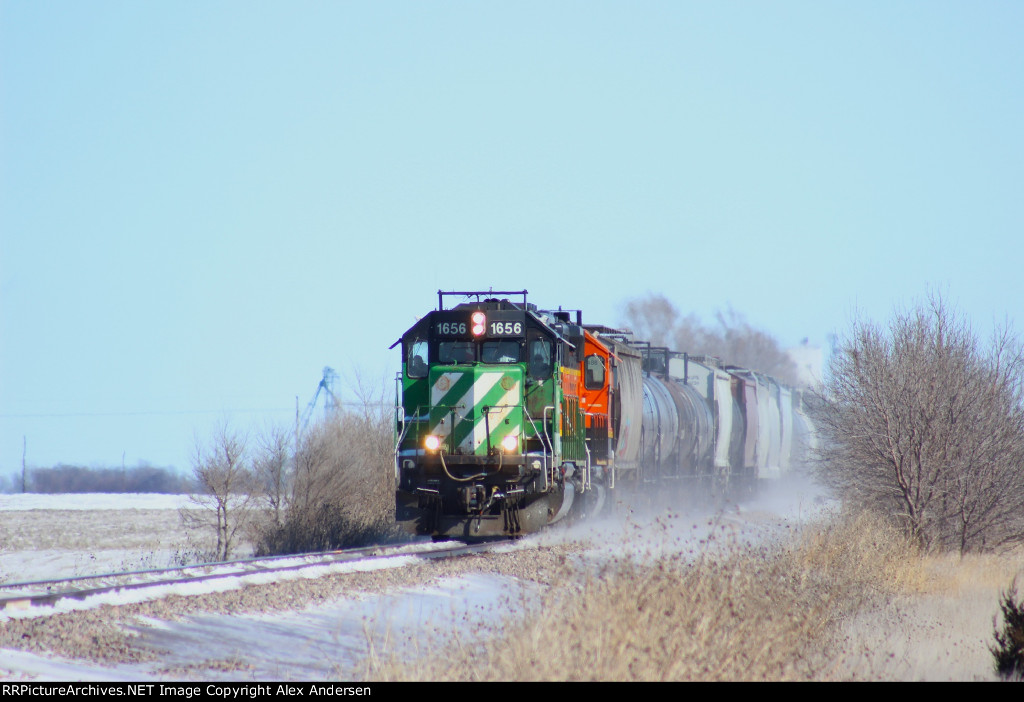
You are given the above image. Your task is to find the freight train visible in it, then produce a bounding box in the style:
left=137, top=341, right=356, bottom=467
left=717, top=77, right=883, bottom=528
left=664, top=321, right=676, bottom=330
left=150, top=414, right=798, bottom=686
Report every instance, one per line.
left=392, top=290, right=817, bottom=539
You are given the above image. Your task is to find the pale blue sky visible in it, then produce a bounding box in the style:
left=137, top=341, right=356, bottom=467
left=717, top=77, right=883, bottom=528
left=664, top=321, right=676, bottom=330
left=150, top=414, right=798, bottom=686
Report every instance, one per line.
left=2, top=2, right=1022, bottom=476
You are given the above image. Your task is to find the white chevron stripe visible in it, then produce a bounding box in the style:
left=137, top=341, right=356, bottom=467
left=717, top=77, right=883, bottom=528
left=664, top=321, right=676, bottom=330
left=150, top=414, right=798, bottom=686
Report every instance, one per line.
left=484, top=383, right=521, bottom=444
left=456, top=373, right=503, bottom=451
left=430, top=372, right=464, bottom=407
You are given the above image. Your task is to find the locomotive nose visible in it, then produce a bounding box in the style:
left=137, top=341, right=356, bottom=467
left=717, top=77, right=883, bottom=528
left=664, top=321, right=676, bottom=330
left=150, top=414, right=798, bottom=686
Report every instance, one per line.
left=428, top=367, right=522, bottom=456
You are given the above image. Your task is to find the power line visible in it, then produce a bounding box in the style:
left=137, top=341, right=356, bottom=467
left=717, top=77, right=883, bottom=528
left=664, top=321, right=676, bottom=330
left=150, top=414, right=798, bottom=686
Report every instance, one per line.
left=1, top=402, right=389, bottom=419
left=0, top=408, right=293, bottom=418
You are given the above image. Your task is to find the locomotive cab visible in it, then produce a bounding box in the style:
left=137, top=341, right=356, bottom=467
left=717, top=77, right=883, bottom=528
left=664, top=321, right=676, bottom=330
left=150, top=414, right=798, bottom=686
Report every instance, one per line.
left=393, top=291, right=588, bottom=538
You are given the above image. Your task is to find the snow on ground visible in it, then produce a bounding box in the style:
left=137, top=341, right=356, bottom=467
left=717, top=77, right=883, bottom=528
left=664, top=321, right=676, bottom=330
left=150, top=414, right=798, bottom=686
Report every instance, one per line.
left=0, top=493, right=198, bottom=584
left=0, top=552, right=431, bottom=621
left=1, top=571, right=533, bottom=681
left=136, top=571, right=535, bottom=680
left=0, top=483, right=832, bottom=681
left=0, top=493, right=191, bottom=512
left=0, top=493, right=547, bottom=681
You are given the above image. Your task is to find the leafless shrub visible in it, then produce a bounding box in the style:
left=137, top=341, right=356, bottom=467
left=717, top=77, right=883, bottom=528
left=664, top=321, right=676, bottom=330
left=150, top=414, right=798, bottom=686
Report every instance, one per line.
left=180, top=422, right=259, bottom=561
left=255, top=377, right=400, bottom=555
left=815, top=292, right=1024, bottom=554
left=709, top=307, right=801, bottom=383
left=621, top=293, right=800, bottom=385
left=252, top=424, right=291, bottom=528
left=622, top=293, right=687, bottom=347
left=23, top=463, right=191, bottom=493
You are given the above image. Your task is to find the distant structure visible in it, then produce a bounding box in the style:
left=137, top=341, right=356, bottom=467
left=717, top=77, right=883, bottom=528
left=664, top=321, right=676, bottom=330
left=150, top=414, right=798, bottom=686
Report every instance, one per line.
left=786, top=340, right=823, bottom=389
left=298, top=366, right=341, bottom=437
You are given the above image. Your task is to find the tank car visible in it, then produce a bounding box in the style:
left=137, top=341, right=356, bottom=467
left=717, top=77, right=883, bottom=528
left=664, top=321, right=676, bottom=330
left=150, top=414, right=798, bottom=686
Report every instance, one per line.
left=612, top=346, right=814, bottom=488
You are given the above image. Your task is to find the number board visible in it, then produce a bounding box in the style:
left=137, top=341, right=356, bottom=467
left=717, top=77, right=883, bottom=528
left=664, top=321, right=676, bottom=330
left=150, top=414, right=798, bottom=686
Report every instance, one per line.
left=432, top=310, right=527, bottom=339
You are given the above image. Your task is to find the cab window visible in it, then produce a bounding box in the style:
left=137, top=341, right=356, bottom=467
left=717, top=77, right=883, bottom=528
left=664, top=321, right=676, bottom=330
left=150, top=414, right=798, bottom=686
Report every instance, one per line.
left=481, top=341, right=520, bottom=364
left=439, top=341, right=475, bottom=364
left=585, top=354, right=605, bottom=389
left=528, top=339, right=552, bottom=379
left=407, top=339, right=428, bottom=378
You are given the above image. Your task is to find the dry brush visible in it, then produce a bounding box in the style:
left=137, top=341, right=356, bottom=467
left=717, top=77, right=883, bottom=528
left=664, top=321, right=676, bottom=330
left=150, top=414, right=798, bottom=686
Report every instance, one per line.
left=361, top=511, right=922, bottom=681
left=815, top=293, right=1024, bottom=554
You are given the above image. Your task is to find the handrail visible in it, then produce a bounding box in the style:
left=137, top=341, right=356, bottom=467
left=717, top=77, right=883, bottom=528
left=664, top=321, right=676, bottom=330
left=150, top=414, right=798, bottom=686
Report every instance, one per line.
left=543, top=405, right=556, bottom=487
left=523, top=407, right=549, bottom=492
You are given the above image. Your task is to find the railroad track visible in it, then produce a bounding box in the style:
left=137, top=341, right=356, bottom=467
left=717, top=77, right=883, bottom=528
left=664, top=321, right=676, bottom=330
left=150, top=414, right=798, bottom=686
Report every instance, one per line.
left=0, top=538, right=512, bottom=617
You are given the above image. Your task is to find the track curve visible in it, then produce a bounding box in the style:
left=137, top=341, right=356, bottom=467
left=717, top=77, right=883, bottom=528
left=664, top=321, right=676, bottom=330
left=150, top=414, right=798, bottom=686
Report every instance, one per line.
left=0, top=539, right=513, bottom=617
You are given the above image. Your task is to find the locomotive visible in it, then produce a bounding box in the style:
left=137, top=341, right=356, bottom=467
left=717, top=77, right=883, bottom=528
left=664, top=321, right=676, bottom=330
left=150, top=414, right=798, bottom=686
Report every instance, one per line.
left=392, top=290, right=816, bottom=539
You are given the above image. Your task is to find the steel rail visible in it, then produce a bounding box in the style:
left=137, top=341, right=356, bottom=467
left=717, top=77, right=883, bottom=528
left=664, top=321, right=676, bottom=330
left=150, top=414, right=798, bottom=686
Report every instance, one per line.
left=0, top=543, right=393, bottom=591
left=0, top=539, right=512, bottom=614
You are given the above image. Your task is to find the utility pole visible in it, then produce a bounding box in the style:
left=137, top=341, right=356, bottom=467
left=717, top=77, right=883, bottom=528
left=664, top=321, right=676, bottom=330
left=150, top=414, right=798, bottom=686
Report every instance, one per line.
left=21, top=436, right=26, bottom=493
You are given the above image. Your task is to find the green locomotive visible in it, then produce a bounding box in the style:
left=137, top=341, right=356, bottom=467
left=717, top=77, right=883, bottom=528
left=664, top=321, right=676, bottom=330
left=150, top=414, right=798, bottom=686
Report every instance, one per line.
left=392, top=290, right=588, bottom=538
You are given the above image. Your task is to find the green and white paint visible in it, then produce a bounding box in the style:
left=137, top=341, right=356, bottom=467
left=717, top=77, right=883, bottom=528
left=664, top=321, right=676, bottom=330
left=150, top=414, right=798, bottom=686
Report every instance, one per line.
left=428, top=366, right=523, bottom=455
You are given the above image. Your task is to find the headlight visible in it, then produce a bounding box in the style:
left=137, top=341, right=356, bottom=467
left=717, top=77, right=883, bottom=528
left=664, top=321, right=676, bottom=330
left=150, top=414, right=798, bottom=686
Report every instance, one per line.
left=425, top=435, right=441, bottom=451
left=501, top=434, right=517, bottom=453
left=471, top=311, right=486, bottom=336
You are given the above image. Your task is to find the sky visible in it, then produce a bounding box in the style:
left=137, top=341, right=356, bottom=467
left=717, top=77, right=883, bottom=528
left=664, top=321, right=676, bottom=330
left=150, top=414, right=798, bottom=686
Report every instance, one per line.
left=2, top=2, right=1023, bottom=476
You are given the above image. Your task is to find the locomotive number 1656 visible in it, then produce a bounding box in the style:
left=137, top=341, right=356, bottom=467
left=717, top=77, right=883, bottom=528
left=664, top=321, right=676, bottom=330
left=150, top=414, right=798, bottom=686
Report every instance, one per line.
left=434, top=319, right=524, bottom=337
left=436, top=321, right=467, bottom=335
left=489, top=321, right=523, bottom=336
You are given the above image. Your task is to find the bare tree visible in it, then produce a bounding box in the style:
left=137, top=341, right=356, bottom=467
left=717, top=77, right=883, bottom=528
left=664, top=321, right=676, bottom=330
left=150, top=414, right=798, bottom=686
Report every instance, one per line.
left=255, top=374, right=397, bottom=555
left=621, top=293, right=681, bottom=347
left=620, top=294, right=800, bottom=385
left=252, top=424, right=292, bottom=527
left=343, top=372, right=398, bottom=527
left=709, top=306, right=802, bottom=383
left=290, top=417, right=347, bottom=517
left=182, top=422, right=259, bottom=561
left=815, top=293, right=1024, bottom=553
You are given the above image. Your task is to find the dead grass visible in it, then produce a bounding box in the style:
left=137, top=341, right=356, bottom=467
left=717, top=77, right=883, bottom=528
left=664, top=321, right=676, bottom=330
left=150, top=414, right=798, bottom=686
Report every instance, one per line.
left=360, top=510, right=924, bottom=681
left=793, top=509, right=929, bottom=598
left=922, top=551, right=1024, bottom=597
left=831, top=544, right=1024, bottom=680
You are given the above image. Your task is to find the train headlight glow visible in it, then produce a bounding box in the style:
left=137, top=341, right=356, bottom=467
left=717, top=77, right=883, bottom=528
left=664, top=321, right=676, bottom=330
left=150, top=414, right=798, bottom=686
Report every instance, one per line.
left=471, top=311, right=486, bottom=336
left=501, top=435, right=517, bottom=452
left=424, top=435, right=441, bottom=451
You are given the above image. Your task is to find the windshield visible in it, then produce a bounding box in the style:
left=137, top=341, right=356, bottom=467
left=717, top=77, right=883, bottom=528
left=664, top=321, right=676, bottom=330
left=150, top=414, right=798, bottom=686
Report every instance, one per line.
left=438, top=341, right=475, bottom=364
left=481, top=341, right=520, bottom=364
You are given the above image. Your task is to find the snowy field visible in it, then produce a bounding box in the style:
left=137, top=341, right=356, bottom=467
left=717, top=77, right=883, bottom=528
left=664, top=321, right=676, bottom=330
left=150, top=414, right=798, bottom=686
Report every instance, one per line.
left=0, top=493, right=199, bottom=585
left=0, top=494, right=193, bottom=512
left=1, top=567, right=534, bottom=681
left=0, top=486, right=832, bottom=681
left=0, top=492, right=547, bottom=680
left=2, top=484, right=1010, bottom=682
